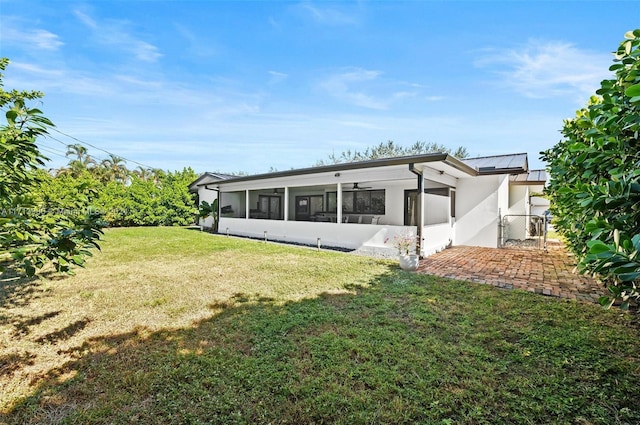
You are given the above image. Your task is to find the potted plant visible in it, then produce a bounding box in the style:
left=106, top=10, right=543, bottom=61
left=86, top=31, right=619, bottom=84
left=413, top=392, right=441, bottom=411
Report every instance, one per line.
left=385, top=231, right=420, bottom=271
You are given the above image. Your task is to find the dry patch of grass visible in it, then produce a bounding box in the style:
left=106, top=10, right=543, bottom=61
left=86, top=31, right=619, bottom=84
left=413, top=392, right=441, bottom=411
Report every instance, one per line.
left=0, top=227, right=390, bottom=414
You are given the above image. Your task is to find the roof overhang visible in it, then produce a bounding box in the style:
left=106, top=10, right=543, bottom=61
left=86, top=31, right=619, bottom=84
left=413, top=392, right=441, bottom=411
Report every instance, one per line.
left=510, top=169, right=547, bottom=186
left=188, top=172, right=234, bottom=192
left=213, top=153, right=478, bottom=188
left=463, top=153, right=529, bottom=176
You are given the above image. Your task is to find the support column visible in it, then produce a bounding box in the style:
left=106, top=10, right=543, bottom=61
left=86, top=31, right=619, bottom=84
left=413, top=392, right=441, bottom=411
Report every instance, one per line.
left=336, top=182, right=343, bottom=224
left=284, top=187, right=289, bottom=221
left=418, top=175, right=424, bottom=256
left=245, top=190, right=250, bottom=219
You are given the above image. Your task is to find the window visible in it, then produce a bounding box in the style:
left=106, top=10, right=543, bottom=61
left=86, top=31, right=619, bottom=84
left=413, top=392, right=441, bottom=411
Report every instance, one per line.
left=327, top=190, right=385, bottom=214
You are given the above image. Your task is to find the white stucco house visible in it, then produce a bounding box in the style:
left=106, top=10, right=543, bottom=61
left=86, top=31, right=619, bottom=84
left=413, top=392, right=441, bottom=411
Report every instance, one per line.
left=189, top=153, right=546, bottom=257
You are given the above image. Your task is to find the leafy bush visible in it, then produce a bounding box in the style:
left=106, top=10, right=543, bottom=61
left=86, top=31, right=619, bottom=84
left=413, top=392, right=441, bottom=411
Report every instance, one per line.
left=541, top=30, right=640, bottom=309
left=0, top=58, right=104, bottom=276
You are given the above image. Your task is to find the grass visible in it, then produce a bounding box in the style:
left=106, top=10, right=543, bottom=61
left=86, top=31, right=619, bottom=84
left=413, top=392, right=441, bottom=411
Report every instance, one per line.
left=1, top=227, right=639, bottom=424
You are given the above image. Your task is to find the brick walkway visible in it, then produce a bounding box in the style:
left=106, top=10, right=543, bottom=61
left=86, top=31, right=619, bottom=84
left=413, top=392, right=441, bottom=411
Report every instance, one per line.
left=416, top=242, right=605, bottom=303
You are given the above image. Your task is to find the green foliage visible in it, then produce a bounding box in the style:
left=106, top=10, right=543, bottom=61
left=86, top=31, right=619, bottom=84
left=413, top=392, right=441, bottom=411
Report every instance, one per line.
left=38, top=165, right=199, bottom=228
left=541, top=30, right=640, bottom=308
left=198, top=198, right=219, bottom=232
left=316, top=140, right=469, bottom=165
left=0, top=58, right=104, bottom=276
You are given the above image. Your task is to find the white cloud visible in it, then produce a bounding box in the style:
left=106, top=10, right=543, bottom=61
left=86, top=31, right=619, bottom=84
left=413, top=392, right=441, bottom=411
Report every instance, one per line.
left=73, top=10, right=98, bottom=29
left=319, top=68, right=388, bottom=109
left=475, top=40, right=613, bottom=100
left=73, top=9, right=162, bottom=62
left=268, top=70, right=289, bottom=85
left=297, top=2, right=360, bottom=26
left=174, top=23, right=220, bottom=58
left=0, top=19, right=64, bottom=51
left=318, top=68, right=428, bottom=110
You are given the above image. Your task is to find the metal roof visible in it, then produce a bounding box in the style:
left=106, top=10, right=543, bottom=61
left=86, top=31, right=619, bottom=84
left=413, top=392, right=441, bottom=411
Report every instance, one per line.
left=510, top=169, right=547, bottom=184
left=462, top=153, right=529, bottom=174
left=191, top=152, right=533, bottom=189
left=188, top=172, right=236, bottom=191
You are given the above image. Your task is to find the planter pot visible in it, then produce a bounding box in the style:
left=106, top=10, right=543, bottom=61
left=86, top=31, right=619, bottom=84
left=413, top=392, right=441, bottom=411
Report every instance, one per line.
left=399, top=254, right=419, bottom=271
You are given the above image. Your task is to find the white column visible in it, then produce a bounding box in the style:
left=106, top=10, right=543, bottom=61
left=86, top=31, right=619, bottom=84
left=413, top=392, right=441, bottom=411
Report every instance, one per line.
left=336, top=182, right=342, bottom=224
left=245, top=190, right=250, bottom=219
left=284, top=187, right=289, bottom=221
left=419, top=176, right=425, bottom=255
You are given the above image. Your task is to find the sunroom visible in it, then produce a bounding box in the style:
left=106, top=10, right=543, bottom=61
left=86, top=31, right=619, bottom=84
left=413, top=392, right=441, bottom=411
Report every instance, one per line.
left=208, top=154, right=476, bottom=256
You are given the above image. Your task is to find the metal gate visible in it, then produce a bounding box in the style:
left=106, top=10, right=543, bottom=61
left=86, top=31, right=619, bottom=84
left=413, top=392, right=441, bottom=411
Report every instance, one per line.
left=498, top=213, right=548, bottom=250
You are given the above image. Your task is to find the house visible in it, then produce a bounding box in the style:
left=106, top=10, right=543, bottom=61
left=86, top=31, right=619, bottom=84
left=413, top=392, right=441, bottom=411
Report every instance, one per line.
left=507, top=169, right=548, bottom=240
left=189, top=152, right=546, bottom=257
left=188, top=172, right=236, bottom=228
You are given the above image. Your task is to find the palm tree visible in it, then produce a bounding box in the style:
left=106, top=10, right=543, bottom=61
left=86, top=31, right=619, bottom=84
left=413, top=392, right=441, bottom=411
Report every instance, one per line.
left=65, top=144, right=96, bottom=168
left=59, top=144, right=97, bottom=177
left=100, top=154, right=128, bottom=183
left=150, top=168, right=165, bottom=185
left=132, top=166, right=152, bottom=181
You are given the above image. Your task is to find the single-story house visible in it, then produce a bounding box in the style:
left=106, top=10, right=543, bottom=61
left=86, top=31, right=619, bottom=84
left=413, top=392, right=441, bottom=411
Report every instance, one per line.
left=189, top=152, right=546, bottom=257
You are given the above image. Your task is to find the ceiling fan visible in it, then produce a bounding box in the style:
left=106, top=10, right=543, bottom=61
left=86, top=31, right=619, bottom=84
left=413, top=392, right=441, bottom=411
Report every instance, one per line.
left=352, top=182, right=372, bottom=190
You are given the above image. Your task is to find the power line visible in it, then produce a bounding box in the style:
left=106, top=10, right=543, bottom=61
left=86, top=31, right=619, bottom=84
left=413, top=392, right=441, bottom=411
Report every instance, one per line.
left=48, top=128, right=158, bottom=170
left=44, top=134, right=109, bottom=163
left=38, top=146, right=68, bottom=160
left=36, top=140, right=69, bottom=156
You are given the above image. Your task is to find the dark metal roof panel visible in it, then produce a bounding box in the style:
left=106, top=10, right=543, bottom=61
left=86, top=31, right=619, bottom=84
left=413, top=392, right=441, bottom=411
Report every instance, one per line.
left=510, top=169, right=547, bottom=184
left=188, top=172, right=235, bottom=191
left=462, top=153, right=529, bottom=174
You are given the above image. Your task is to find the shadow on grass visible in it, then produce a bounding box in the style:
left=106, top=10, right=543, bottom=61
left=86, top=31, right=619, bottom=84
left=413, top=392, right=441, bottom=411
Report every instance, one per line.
left=9, top=310, right=62, bottom=338
left=33, top=318, right=92, bottom=345
left=0, top=268, right=64, bottom=311
left=2, top=269, right=640, bottom=425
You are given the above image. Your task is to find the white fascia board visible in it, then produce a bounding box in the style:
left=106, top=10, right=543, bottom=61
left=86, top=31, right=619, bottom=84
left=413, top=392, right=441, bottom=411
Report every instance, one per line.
left=218, top=164, right=417, bottom=192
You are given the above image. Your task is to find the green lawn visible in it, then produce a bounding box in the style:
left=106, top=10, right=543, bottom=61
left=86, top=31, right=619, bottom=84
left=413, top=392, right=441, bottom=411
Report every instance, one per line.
left=1, top=227, right=638, bottom=424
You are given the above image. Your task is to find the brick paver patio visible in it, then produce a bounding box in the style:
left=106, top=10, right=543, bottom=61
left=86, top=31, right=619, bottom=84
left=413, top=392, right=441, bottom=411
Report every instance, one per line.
left=417, top=242, right=605, bottom=303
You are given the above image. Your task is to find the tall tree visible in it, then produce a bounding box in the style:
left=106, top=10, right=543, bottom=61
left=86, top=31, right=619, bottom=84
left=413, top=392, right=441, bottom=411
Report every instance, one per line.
left=100, top=154, right=128, bottom=183
left=66, top=143, right=94, bottom=166
left=316, top=140, right=469, bottom=166
left=541, top=30, right=640, bottom=309
left=0, top=58, right=103, bottom=276
left=133, top=166, right=153, bottom=182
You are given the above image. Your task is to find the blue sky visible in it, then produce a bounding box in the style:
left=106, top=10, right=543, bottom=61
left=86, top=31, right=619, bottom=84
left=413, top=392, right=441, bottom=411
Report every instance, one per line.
left=1, top=1, right=639, bottom=174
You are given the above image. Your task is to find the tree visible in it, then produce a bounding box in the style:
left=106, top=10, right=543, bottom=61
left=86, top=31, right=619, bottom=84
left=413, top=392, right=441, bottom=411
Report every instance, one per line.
left=60, top=143, right=97, bottom=177
left=100, top=154, right=129, bottom=183
left=66, top=143, right=95, bottom=167
left=0, top=58, right=104, bottom=276
left=541, top=30, right=640, bottom=309
left=133, top=166, right=153, bottom=182
left=315, top=140, right=469, bottom=165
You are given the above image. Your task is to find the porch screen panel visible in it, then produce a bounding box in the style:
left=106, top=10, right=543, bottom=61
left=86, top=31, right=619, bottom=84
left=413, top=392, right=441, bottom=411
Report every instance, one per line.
left=371, top=191, right=385, bottom=214
left=310, top=196, right=324, bottom=215
left=328, top=190, right=385, bottom=214
left=355, top=192, right=370, bottom=213
left=342, top=192, right=354, bottom=213
left=326, top=192, right=337, bottom=213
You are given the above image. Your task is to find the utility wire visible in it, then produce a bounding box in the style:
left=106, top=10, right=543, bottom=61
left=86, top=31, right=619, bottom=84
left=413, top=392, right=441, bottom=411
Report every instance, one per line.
left=38, top=146, right=69, bottom=160
left=48, top=128, right=158, bottom=170
left=44, top=134, right=109, bottom=163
